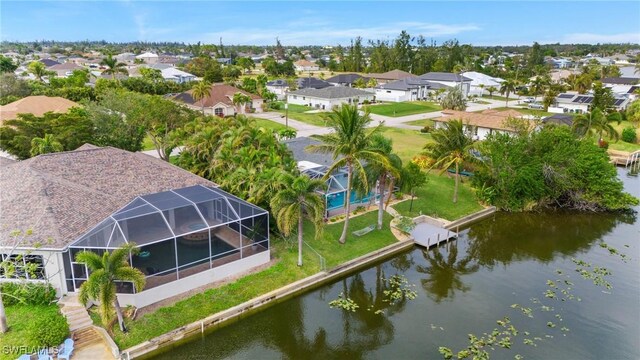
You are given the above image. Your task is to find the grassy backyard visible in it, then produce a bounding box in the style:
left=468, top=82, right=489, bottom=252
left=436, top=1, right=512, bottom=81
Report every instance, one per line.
left=0, top=305, right=65, bottom=360
left=379, top=126, right=432, bottom=163
left=251, top=117, right=287, bottom=131
left=393, top=172, right=484, bottom=221
left=275, top=103, right=331, bottom=127
left=366, top=101, right=441, bottom=117
left=101, top=211, right=397, bottom=349
left=404, top=119, right=435, bottom=128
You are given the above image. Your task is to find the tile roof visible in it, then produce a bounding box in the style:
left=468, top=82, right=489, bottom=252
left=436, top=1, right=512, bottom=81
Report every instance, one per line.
left=436, top=109, right=526, bottom=132
left=47, top=62, right=84, bottom=71
left=0, top=96, right=80, bottom=123
left=296, top=77, right=332, bottom=89
left=173, top=84, right=261, bottom=108
left=288, top=86, right=373, bottom=99
left=0, top=145, right=216, bottom=250
left=294, top=60, right=317, bottom=67
left=601, top=77, right=639, bottom=85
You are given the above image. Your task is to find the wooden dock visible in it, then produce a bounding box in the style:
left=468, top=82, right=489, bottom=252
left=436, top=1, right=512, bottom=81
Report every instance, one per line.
left=608, top=149, right=640, bottom=167
left=411, top=222, right=458, bottom=249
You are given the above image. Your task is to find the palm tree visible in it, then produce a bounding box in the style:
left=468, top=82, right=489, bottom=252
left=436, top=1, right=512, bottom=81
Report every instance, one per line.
left=30, top=134, right=63, bottom=156
left=499, top=79, right=517, bottom=107
left=423, top=119, right=475, bottom=203
left=486, top=86, right=497, bottom=98
left=100, top=54, right=128, bottom=79
left=366, top=135, right=402, bottom=230
left=477, top=84, right=485, bottom=97
left=572, top=107, right=620, bottom=145
left=27, top=61, right=49, bottom=81
left=232, top=92, right=252, bottom=115
left=307, top=105, right=389, bottom=244
left=271, top=174, right=326, bottom=266
left=530, top=76, right=548, bottom=103
left=75, top=243, right=145, bottom=333
left=192, top=81, right=212, bottom=114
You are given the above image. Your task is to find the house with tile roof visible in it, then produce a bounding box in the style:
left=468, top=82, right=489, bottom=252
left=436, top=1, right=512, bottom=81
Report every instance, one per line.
left=47, top=62, right=85, bottom=77
left=0, top=145, right=270, bottom=308
left=0, top=96, right=80, bottom=124
left=171, top=83, right=263, bottom=117
left=366, top=69, right=413, bottom=84
left=287, top=87, right=374, bottom=110
left=294, top=59, right=319, bottom=72
left=432, top=109, right=530, bottom=140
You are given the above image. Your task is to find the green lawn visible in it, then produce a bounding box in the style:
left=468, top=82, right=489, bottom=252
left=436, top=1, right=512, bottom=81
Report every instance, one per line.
left=379, top=126, right=432, bottom=163
left=103, top=211, right=398, bottom=349
left=404, top=119, right=435, bottom=128
left=251, top=117, right=287, bottom=131
left=0, top=305, right=66, bottom=360
left=366, top=101, right=441, bottom=117
left=275, top=103, right=331, bottom=127
left=393, top=172, right=484, bottom=221
left=142, top=135, right=155, bottom=151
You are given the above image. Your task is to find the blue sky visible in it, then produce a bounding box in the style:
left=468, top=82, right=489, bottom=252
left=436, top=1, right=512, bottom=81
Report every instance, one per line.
left=2, top=1, right=639, bottom=46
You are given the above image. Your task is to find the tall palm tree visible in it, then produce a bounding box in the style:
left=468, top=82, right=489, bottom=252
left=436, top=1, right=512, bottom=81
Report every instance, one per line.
left=366, top=135, right=402, bottom=230
left=27, top=61, right=49, bottom=81
left=75, top=243, right=145, bottom=333
left=30, top=134, right=63, bottom=156
left=530, top=76, right=548, bottom=103
left=271, top=173, right=326, bottom=266
left=486, top=86, right=497, bottom=98
left=423, top=119, right=475, bottom=203
left=232, top=92, right=252, bottom=115
left=192, top=81, right=212, bottom=114
left=100, top=54, right=128, bottom=79
left=307, top=105, right=389, bottom=244
left=572, top=107, right=620, bottom=145
left=499, top=79, right=517, bottom=107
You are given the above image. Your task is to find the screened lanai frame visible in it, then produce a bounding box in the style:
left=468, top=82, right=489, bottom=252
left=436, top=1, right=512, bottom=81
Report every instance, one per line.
left=63, top=185, right=269, bottom=294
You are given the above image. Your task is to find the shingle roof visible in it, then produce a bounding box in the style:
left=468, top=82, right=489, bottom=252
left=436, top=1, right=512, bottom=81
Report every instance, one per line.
left=601, top=77, right=639, bottom=85
left=39, top=59, right=60, bottom=67
left=419, top=72, right=472, bottom=82
left=436, top=109, right=526, bottom=132
left=0, top=157, right=15, bottom=167
left=173, top=84, right=262, bottom=108
left=266, top=79, right=289, bottom=87
left=283, top=137, right=338, bottom=167
left=297, top=77, right=332, bottom=89
left=0, top=96, right=80, bottom=123
left=542, top=114, right=574, bottom=127
left=288, top=86, right=373, bottom=99
left=0, top=145, right=216, bottom=250
left=379, top=76, right=431, bottom=91
left=47, top=62, right=84, bottom=71
left=367, top=69, right=413, bottom=81
left=325, top=73, right=368, bottom=84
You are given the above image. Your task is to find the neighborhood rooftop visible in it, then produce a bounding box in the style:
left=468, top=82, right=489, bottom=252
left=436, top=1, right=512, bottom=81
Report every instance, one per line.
left=288, top=86, right=373, bottom=99
left=0, top=145, right=216, bottom=250
left=419, top=72, right=472, bottom=82
left=0, top=96, right=80, bottom=122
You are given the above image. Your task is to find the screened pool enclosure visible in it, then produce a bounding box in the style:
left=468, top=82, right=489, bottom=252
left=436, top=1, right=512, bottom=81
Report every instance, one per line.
left=63, top=185, right=269, bottom=294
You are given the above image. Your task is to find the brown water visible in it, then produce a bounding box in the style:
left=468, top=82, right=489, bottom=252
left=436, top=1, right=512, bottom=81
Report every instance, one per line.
left=152, top=170, right=639, bottom=359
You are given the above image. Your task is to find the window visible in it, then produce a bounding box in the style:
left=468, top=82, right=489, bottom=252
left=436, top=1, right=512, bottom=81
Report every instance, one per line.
left=214, top=108, right=224, bottom=117
left=386, top=91, right=391, bottom=93
left=0, top=254, right=45, bottom=280
left=293, top=95, right=297, bottom=99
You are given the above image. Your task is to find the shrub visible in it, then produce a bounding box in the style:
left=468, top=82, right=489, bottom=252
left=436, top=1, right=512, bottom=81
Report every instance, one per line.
left=26, top=309, right=69, bottom=347
left=395, top=191, right=404, bottom=200
left=0, top=282, right=57, bottom=306
left=420, top=125, right=432, bottom=133
left=362, top=100, right=370, bottom=105
left=621, top=127, right=637, bottom=143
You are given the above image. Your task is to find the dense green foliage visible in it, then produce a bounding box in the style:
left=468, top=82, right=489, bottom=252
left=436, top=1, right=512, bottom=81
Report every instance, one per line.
left=473, top=126, right=638, bottom=211
left=0, top=305, right=67, bottom=360
left=0, top=282, right=56, bottom=306
left=26, top=309, right=69, bottom=347
left=621, top=127, right=637, bottom=143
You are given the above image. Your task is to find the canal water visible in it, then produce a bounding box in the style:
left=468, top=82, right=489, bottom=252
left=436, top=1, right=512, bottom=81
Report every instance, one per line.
left=152, top=170, right=639, bottom=360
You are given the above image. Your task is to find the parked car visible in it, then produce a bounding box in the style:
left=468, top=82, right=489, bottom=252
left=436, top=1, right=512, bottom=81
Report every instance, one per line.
left=528, top=102, right=544, bottom=109
left=522, top=97, right=535, bottom=103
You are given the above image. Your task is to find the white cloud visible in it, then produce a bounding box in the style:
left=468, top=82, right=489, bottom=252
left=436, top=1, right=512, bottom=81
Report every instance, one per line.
left=196, top=21, right=480, bottom=45
left=561, top=32, right=640, bottom=44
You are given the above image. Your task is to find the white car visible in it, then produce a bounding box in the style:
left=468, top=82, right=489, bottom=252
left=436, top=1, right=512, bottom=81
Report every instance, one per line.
left=522, top=97, right=535, bottom=103
left=528, top=103, right=544, bottom=109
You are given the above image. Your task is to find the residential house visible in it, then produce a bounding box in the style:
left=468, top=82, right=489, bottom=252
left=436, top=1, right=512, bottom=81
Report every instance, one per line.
left=284, top=137, right=382, bottom=217
left=601, top=77, right=640, bottom=99
left=172, top=83, right=263, bottom=117
left=296, top=77, right=332, bottom=89
left=580, top=56, right=614, bottom=66
left=287, top=87, right=374, bottom=110
left=553, top=93, right=630, bottom=114
left=115, top=52, right=136, bottom=63
left=266, top=79, right=290, bottom=100
left=47, top=62, right=85, bottom=77
left=294, top=60, right=319, bottom=72
left=326, top=73, right=370, bottom=87
left=39, top=58, right=60, bottom=67
left=0, top=145, right=270, bottom=308
left=136, top=52, right=159, bottom=64
left=432, top=109, right=529, bottom=140
left=375, top=77, right=431, bottom=102
left=461, top=71, right=504, bottom=96
left=366, top=69, right=413, bottom=84
left=146, top=64, right=196, bottom=83
left=0, top=96, right=80, bottom=124
left=418, top=72, right=472, bottom=97
left=216, top=58, right=233, bottom=66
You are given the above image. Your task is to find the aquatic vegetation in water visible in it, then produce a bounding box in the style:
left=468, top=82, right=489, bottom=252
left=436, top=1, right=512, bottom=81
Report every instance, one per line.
left=328, top=292, right=359, bottom=312
left=383, top=274, right=418, bottom=305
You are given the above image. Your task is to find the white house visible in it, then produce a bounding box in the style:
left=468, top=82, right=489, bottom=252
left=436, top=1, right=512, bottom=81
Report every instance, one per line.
left=266, top=79, right=290, bottom=100
left=160, top=67, right=196, bottom=83
left=554, top=93, right=631, bottom=114
left=462, top=71, right=504, bottom=96
left=136, top=52, right=159, bottom=64
left=287, top=87, right=374, bottom=110
left=375, top=77, right=431, bottom=102
left=115, top=52, right=136, bottom=63
left=294, top=60, right=319, bottom=72
left=419, top=72, right=472, bottom=98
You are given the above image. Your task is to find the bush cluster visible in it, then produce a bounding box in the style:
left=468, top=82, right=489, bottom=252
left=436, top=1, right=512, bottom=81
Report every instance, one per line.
left=0, top=282, right=57, bottom=306
left=621, top=127, right=637, bottom=143
left=26, top=309, right=70, bottom=348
